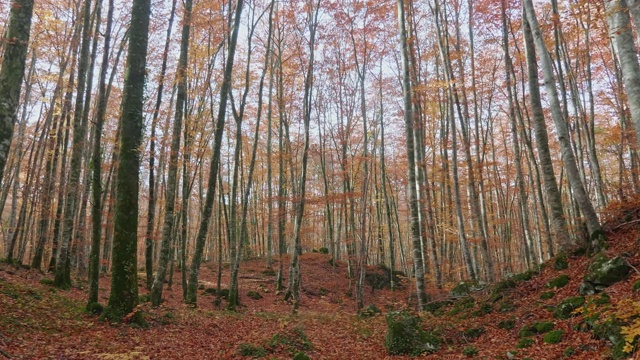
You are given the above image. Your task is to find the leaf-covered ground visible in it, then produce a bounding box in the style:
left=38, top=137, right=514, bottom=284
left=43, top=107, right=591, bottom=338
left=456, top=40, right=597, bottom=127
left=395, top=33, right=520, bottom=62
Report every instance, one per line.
left=2, top=223, right=640, bottom=359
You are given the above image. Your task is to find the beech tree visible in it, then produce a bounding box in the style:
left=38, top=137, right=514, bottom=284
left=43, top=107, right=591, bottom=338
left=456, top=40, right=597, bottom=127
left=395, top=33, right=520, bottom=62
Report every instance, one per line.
left=0, top=0, right=34, bottom=188
left=103, top=0, right=151, bottom=322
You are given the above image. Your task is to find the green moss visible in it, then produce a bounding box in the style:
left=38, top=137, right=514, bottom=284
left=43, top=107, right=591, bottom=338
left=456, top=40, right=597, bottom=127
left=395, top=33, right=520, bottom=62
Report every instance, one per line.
left=546, top=274, right=570, bottom=289
left=359, top=304, right=381, bottom=318
left=238, top=343, right=268, bottom=358
left=39, top=278, right=54, bottom=286
left=554, top=254, right=569, bottom=270
left=518, top=325, right=534, bottom=338
left=543, top=330, right=564, bottom=344
left=498, top=319, right=515, bottom=330
left=533, top=321, right=555, bottom=333
left=472, top=303, right=493, bottom=317
left=499, top=301, right=515, bottom=313
left=554, top=296, right=585, bottom=319
left=293, top=352, right=310, bottom=360
left=247, top=291, right=263, bottom=300
left=268, top=326, right=312, bottom=354
left=448, top=297, right=475, bottom=316
left=464, top=327, right=485, bottom=339
left=511, top=269, right=536, bottom=283
left=563, top=346, right=575, bottom=357
left=85, top=302, right=104, bottom=315
left=584, top=254, right=630, bottom=287
left=633, top=279, right=640, bottom=292
left=318, top=247, right=329, bottom=254
left=450, top=282, right=472, bottom=297
left=138, top=293, right=150, bottom=303
left=462, top=345, right=478, bottom=357
left=493, top=279, right=517, bottom=294
left=517, top=338, right=534, bottom=348
left=540, top=291, right=556, bottom=300
left=425, top=300, right=453, bottom=316
left=384, top=310, right=441, bottom=355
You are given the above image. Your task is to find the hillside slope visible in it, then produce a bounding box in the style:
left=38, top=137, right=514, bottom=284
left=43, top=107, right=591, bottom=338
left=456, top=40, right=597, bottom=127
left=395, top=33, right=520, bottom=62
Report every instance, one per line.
left=1, top=210, right=640, bottom=359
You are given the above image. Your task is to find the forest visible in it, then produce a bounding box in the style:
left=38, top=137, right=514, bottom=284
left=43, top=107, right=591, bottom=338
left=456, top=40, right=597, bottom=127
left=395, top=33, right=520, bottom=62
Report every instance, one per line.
left=2, top=0, right=640, bottom=358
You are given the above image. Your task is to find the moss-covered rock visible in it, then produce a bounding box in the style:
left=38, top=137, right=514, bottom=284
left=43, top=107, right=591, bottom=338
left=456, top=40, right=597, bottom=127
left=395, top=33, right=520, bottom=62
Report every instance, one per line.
left=359, top=304, right=381, bottom=318
left=546, top=274, right=570, bottom=289
left=450, top=281, right=472, bottom=297
left=540, top=291, right=555, bottom=300
left=472, top=303, right=493, bottom=317
left=425, top=300, right=453, bottom=316
left=633, top=279, right=640, bottom=292
left=554, top=296, right=585, bottom=319
left=516, top=338, right=534, bottom=348
left=498, top=319, right=515, bottom=330
left=563, top=346, right=575, bottom=357
left=238, top=343, right=267, bottom=358
left=448, top=297, right=475, bottom=316
left=292, top=352, right=310, bottom=360
left=584, top=254, right=630, bottom=288
left=247, top=291, right=263, bottom=300
left=39, top=278, right=54, bottom=286
left=384, top=310, right=441, bottom=355
left=464, top=327, right=485, bottom=339
left=543, top=330, right=564, bottom=344
left=578, top=281, right=596, bottom=296
left=268, top=326, right=312, bottom=354
left=534, top=321, right=555, bottom=333
left=499, top=301, right=515, bottom=313
left=462, top=345, right=478, bottom=357
left=554, top=254, right=569, bottom=270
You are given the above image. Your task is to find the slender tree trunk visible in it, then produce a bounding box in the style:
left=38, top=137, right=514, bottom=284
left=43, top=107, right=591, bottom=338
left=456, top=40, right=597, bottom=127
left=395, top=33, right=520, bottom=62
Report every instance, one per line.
left=54, top=0, right=93, bottom=289
left=88, top=0, right=114, bottom=308
left=523, top=0, right=603, bottom=251
left=151, top=0, right=192, bottom=307
left=397, top=0, right=428, bottom=310
left=185, top=0, right=244, bottom=306
left=145, top=0, right=178, bottom=291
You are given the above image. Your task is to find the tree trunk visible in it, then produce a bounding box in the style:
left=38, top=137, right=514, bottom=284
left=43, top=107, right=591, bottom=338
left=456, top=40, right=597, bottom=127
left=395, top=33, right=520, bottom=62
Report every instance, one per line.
left=103, top=0, right=151, bottom=322
left=397, top=0, right=428, bottom=310
left=523, top=0, right=603, bottom=251
left=185, top=0, right=244, bottom=306
left=0, top=0, right=35, bottom=184
left=151, top=0, right=192, bottom=307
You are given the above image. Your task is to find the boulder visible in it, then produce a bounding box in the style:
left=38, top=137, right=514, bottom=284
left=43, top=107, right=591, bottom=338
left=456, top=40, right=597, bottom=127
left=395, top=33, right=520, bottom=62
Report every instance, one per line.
left=584, top=254, right=630, bottom=288
left=385, top=310, right=440, bottom=355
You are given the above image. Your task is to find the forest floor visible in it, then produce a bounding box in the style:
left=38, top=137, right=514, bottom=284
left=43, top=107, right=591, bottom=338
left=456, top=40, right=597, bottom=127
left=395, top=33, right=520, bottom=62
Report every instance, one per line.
left=2, top=208, right=640, bottom=359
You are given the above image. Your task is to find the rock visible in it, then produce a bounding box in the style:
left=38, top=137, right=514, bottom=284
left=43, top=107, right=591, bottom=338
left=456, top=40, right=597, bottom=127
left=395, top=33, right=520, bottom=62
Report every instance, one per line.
left=554, top=254, right=569, bottom=270
left=546, top=274, right=570, bottom=289
left=543, top=330, right=564, bottom=344
left=578, top=282, right=596, bottom=296
left=584, top=254, right=630, bottom=288
left=554, top=296, right=585, bottom=319
left=450, top=281, right=472, bottom=297
left=385, top=310, right=441, bottom=355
